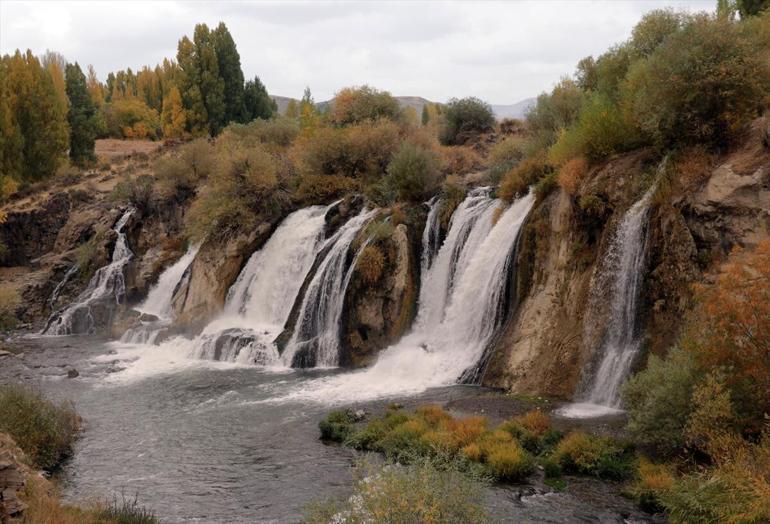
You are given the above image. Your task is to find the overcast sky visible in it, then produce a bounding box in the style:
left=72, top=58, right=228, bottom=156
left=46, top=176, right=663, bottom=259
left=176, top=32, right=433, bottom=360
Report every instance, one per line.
left=1, top=1, right=714, bottom=104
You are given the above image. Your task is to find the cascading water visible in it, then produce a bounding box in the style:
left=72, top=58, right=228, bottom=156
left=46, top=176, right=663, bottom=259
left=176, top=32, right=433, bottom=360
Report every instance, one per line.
left=281, top=209, right=378, bottom=368
left=48, top=263, right=79, bottom=310
left=120, top=244, right=200, bottom=344
left=281, top=190, right=535, bottom=403
left=43, top=210, right=134, bottom=335
left=558, top=187, right=655, bottom=418
left=420, top=196, right=442, bottom=275
left=190, top=205, right=332, bottom=364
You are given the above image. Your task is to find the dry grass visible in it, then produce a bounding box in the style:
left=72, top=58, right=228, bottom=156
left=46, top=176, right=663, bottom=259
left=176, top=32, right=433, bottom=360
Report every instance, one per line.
left=94, top=139, right=160, bottom=160
left=356, top=244, right=385, bottom=284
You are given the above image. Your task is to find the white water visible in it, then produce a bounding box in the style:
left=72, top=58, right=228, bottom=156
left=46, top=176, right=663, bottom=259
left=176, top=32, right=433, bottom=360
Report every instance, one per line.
left=420, top=196, right=442, bottom=275
left=191, top=205, right=332, bottom=364
left=44, top=210, right=134, bottom=335
left=558, top=187, right=654, bottom=418
left=48, top=263, right=79, bottom=310
left=120, top=244, right=200, bottom=344
left=280, top=191, right=535, bottom=403
left=281, top=209, right=378, bottom=368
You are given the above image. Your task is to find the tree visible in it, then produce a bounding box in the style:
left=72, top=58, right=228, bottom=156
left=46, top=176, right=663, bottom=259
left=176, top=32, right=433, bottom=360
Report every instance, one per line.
left=0, top=57, right=23, bottom=184
left=284, top=98, right=299, bottom=118
left=421, top=104, right=430, bottom=126
left=737, top=0, right=770, bottom=17
left=299, top=86, right=319, bottom=132
left=161, top=86, right=187, bottom=138
left=3, top=50, right=68, bottom=181
left=86, top=65, right=108, bottom=137
left=65, top=62, right=98, bottom=166
left=41, top=51, right=68, bottom=113
left=176, top=23, right=225, bottom=136
left=212, top=22, right=245, bottom=124
left=439, top=96, right=495, bottom=145
left=243, top=75, right=275, bottom=121
left=329, top=85, right=402, bottom=126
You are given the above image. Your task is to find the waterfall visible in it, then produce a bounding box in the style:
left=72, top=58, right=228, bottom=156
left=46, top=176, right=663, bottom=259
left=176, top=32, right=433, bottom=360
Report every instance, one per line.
left=420, top=196, right=442, bottom=275
left=282, top=191, right=535, bottom=403
left=281, top=209, right=378, bottom=368
left=558, top=187, right=654, bottom=418
left=43, top=210, right=134, bottom=335
left=120, top=244, right=200, bottom=344
left=48, top=263, right=79, bottom=310
left=189, top=205, right=331, bottom=364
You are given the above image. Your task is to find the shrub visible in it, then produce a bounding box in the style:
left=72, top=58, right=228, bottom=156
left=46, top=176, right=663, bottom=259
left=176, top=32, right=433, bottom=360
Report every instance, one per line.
left=534, top=170, right=558, bottom=202
left=220, top=117, right=299, bottom=149
left=97, top=494, right=160, bottom=524
left=486, top=440, right=535, bottom=481
left=623, top=347, right=698, bottom=456
left=621, top=14, right=770, bottom=149
left=111, top=175, right=155, bottom=214
left=554, top=432, right=633, bottom=479
left=303, top=460, right=488, bottom=523
left=439, top=175, right=466, bottom=230
left=356, top=244, right=385, bottom=284
left=329, top=85, right=402, bottom=126
left=557, top=156, right=589, bottom=196
left=0, top=384, right=80, bottom=469
left=155, top=139, right=216, bottom=196
left=185, top=145, right=288, bottom=240
left=488, top=136, right=526, bottom=182
left=0, top=284, right=21, bottom=330
left=438, top=145, right=481, bottom=176
left=319, top=410, right=355, bottom=442
left=671, top=146, right=714, bottom=189
left=295, top=174, right=359, bottom=205
left=347, top=409, right=410, bottom=450
left=628, top=458, right=676, bottom=513
left=104, top=98, right=161, bottom=140
left=440, top=97, right=495, bottom=145
left=499, top=153, right=551, bottom=202
left=549, top=93, right=640, bottom=165
left=526, top=79, right=584, bottom=150
left=385, top=142, right=441, bottom=202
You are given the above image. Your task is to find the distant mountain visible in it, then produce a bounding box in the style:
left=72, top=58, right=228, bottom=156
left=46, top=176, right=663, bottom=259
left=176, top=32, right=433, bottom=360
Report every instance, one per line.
left=270, top=94, right=536, bottom=121
left=491, top=97, right=537, bottom=120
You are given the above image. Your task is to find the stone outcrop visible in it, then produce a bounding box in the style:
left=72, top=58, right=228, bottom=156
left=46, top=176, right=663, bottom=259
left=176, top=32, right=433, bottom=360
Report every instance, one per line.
left=0, top=434, right=31, bottom=522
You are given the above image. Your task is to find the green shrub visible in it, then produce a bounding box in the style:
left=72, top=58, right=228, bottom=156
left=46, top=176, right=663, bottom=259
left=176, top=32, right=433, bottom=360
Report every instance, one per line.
left=623, top=347, right=698, bottom=456
left=0, top=384, right=80, bottom=470
left=155, top=138, right=215, bottom=196
left=111, top=175, right=155, bottom=214
left=0, top=284, right=20, bottom=330
left=440, top=97, right=495, bottom=145
left=499, top=153, right=552, bottom=202
left=304, top=460, right=488, bottom=523
left=533, top=170, right=558, bottom=201
left=318, top=410, right=355, bottom=442
left=347, top=410, right=410, bottom=450
left=220, top=117, right=299, bottom=148
left=488, top=136, right=527, bottom=182
left=385, top=142, right=441, bottom=202
left=554, top=432, right=634, bottom=480
left=526, top=79, right=584, bottom=150
left=621, top=13, right=769, bottom=148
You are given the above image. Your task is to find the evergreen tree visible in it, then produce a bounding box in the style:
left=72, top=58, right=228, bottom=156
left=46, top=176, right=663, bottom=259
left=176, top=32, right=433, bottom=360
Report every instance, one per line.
left=421, top=104, right=429, bottom=126
left=737, top=0, right=770, bottom=16
left=212, top=22, right=245, bottom=124
left=65, top=62, right=97, bottom=166
left=243, top=75, right=275, bottom=121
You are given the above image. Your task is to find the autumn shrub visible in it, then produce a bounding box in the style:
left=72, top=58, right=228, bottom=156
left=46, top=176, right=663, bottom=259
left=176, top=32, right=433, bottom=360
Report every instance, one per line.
left=294, top=174, right=359, bottom=205
left=0, top=384, right=80, bottom=470
left=627, top=458, right=676, bottom=513
left=557, top=156, right=589, bottom=196
left=438, top=145, right=481, bottom=176
left=488, top=136, right=526, bottom=182
left=155, top=138, right=215, bottom=195
left=623, top=347, right=699, bottom=456
left=329, top=85, right=402, bottom=126
left=0, top=284, right=21, bottom=330
left=221, top=117, right=299, bottom=149
left=439, top=175, right=466, bottom=230
left=486, top=439, right=536, bottom=481
left=499, top=153, right=551, bottom=202
left=554, top=432, right=634, bottom=480
left=104, top=98, right=161, bottom=140
left=439, top=97, right=495, bottom=145
left=356, top=244, right=385, bottom=284
left=319, top=409, right=356, bottom=442
left=303, top=460, right=487, bottom=524
left=186, top=145, right=289, bottom=240
left=621, top=13, right=770, bottom=149
left=111, top=174, right=155, bottom=214
left=385, top=141, right=441, bottom=202
left=671, top=145, right=714, bottom=189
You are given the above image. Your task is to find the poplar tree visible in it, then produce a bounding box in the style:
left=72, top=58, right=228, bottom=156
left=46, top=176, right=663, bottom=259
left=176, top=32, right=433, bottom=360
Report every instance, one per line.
left=161, top=86, right=187, bottom=138
left=421, top=104, right=430, bottom=126
left=243, top=75, right=275, bottom=121
left=284, top=99, right=299, bottom=118
left=65, top=62, right=97, bottom=166
left=212, top=22, right=245, bottom=124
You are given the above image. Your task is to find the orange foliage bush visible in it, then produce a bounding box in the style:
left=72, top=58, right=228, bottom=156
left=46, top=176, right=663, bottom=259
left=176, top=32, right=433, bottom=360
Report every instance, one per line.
left=439, top=145, right=481, bottom=175
left=557, top=156, right=589, bottom=196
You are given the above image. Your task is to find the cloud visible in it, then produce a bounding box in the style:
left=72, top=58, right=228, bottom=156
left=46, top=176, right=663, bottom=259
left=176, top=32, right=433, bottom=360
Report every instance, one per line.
left=0, top=0, right=714, bottom=104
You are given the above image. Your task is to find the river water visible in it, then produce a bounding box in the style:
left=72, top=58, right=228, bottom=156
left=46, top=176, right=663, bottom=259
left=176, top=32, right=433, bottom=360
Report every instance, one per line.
left=1, top=334, right=657, bottom=523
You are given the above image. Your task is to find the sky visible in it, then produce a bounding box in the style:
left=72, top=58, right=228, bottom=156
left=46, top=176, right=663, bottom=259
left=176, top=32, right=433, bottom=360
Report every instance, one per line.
left=1, top=0, right=715, bottom=105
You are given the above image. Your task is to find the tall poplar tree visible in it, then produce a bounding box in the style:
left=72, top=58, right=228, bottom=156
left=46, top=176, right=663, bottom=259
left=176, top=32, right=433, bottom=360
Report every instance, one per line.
left=243, top=75, right=275, bottom=121
left=212, top=22, right=245, bottom=124
left=65, top=62, right=97, bottom=166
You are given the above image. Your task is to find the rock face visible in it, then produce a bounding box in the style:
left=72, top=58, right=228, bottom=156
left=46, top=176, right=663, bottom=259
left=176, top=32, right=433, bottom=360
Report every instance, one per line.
left=484, top=120, right=770, bottom=399
left=0, top=434, right=30, bottom=521
left=340, top=218, right=421, bottom=367
left=170, top=222, right=276, bottom=332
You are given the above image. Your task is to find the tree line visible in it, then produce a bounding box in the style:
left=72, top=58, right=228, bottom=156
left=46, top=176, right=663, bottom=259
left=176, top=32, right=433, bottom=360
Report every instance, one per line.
left=0, top=21, right=275, bottom=196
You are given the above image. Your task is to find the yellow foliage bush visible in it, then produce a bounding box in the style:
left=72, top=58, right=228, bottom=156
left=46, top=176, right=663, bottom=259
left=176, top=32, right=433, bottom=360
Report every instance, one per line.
left=357, top=244, right=385, bottom=284
left=486, top=439, right=535, bottom=481
left=557, top=156, right=589, bottom=196
left=439, top=145, right=481, bottom=175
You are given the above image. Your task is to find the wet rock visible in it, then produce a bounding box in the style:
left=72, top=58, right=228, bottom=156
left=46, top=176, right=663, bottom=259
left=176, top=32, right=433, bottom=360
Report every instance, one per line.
left=66, top=369, right=79, bottom=378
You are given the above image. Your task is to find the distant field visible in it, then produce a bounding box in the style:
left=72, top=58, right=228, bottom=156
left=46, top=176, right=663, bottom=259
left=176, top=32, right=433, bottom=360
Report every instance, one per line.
left=95, top=139, right=161, bottom=159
